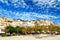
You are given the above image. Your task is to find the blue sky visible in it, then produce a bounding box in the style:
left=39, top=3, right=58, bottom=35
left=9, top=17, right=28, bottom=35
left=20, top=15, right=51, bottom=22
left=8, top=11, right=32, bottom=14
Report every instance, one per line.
left=0, top=0, right=60, bottom=24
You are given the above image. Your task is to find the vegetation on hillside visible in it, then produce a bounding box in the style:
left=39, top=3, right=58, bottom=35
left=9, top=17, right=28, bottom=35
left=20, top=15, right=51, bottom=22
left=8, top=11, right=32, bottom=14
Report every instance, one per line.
left=4, top=25, right=60, bottom=36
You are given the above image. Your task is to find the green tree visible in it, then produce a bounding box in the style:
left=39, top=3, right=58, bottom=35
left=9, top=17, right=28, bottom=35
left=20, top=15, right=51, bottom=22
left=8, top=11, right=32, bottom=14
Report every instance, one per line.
left=5, top=25, right=15, bottom=35
left=14, top=26, right=20, bottom=35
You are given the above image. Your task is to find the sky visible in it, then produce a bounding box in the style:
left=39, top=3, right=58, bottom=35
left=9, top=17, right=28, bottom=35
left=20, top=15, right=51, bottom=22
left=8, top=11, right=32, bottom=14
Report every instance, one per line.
left=0, top=0, right=60, bottom=24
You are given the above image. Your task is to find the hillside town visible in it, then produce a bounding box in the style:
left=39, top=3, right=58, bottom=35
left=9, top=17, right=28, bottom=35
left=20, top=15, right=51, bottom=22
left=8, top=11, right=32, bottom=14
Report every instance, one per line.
left=0, top=17, right=55, bottom=27
left=0, top=17, right=59, bottom=35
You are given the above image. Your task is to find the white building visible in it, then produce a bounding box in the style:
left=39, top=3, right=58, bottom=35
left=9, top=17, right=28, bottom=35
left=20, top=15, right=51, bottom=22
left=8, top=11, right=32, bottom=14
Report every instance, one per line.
left=23, top=21, right=35, bottom=27
left=0, top=26, right=5, bottom=34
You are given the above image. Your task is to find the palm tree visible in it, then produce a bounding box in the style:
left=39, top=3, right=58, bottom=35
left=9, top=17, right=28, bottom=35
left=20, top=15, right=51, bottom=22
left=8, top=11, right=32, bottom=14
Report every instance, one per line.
left=34, top=21, right=39, bottom=33
left=27, top=27, right=31, bottom=34
left=20, top=27, right=27, bottom=35
left=27, top=27, right=35, bottom=34
left=38, top=26, right=44, bottom=33
left=48, top=25, right=58, bottom=34
left=56, top=26, right=60, bottom=34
